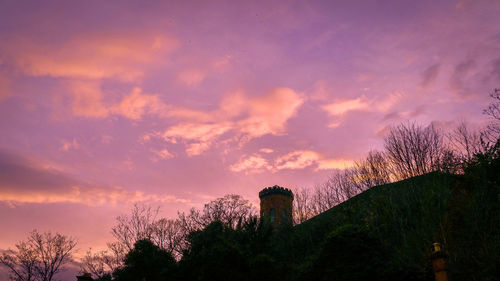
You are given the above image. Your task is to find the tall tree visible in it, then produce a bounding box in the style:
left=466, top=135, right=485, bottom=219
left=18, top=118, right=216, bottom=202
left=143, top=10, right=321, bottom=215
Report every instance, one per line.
left=148, top=218, right=185, bottom=260
left=483, top=88, right=500, bottom=142
left=384, top=122, right=445, bottom=180
left=353, top=150, right=392, bottom=188
left=177, top=194, right=256, bottom=251
left=113, top=240, right=177, bottom=281
left=111, top=203, right=159, bottom=252
left=293, top=187, right=315, bottom=224
left=0, top=230, right=76, bottom=281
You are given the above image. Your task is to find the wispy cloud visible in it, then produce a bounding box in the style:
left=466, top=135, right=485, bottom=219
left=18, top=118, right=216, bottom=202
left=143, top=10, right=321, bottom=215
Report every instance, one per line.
left=274, top=150, right=352, bottom=171
left=68, top=82, right=168, bottom=120
left=68, top=80, right=109, bottom=118
left=59, top=138, right=79, bottom=152
left=0, top=150, right=189, bottom=206
left=177, top=69, right=206, bottom=86
left=1, top=33, right=178, bottom=82
left=111, top=87, right=167, bottom=120
left=229, top=155, right=272, bottom=174
left=420, top=63, right=440, bottom=87
left=321, top=92, right=404, bottom=127
left=151, top=149, right=175, bottom=162
left=230, top=150, right=353, bottom=173
left=0, top=73, right=11, bottom=102
left=147, top=87, right=304, bottom=156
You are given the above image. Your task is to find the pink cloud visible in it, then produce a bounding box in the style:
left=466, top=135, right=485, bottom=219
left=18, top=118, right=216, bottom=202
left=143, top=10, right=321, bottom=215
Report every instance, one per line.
left=67, top=82, right=168, bottom=120
left=0, top=186, right=190, bottom=206
left=229, top=150, right=353, bottom=173
left=229, top=155, right=272, bottom=174
left=0, top=150, right=189, bottom=206
left=111, top=87, right=167, bottom=120
left=59, top=138, right=79, bottom=152
left=259, top=148, right=274, bottom=154
left=161, top=122, right=233, bottom=156
left=177, top=69, right=206, bottom=86
left=274, top=150, right=321, bottom=170
left=322, top=97, right=369, bottom=116
left=1, top=33, right=178, bottom=82
left=316, top=158, right=354, bottom=170
left=274, top=150, right=352, bottom=171
left=151, top=149, right=175, bottom=161
left=0, top=73, right=11, bottom=102
left=151, top=87, right=304, bottom=155
left=212, top=55, right=233, bottom=69
left=236, top=88, right=305, bottom=138
left=68, top=80, right=109, bottom=118
left=321, top=92, right=404, bottom=127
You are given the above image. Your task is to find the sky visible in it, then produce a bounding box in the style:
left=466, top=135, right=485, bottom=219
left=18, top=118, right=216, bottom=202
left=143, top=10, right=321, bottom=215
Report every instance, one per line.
left=1, top=0, right=500, bottom=263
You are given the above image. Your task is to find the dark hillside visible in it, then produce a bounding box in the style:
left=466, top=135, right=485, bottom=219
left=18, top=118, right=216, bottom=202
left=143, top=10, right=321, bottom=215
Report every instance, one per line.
left=287, top=172, right=457, bottom=279
left=284, top=158, right=499, bottom=281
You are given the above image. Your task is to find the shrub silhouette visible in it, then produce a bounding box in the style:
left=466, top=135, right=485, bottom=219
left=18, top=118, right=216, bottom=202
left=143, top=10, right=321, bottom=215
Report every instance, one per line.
left=113, top=239, right=176, bottom=281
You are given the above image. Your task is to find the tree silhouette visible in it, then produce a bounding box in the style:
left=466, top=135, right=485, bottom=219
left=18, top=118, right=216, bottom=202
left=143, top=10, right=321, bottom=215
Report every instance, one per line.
left=384, top=122, right=445, bottom=179
left=113, top=239, right=177, bottom=281
left=0, top=230, right=76, bottom=281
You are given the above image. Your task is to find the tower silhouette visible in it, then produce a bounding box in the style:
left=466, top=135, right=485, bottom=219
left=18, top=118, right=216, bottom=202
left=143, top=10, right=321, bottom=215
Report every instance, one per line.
left=259, top=185, right=293, bottom=229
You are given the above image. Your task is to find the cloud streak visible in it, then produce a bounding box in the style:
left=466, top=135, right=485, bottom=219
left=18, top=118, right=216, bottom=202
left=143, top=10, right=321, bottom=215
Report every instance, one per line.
left=230, top=150, right=353, bottom=174
left=0, top=150, right=189, bottom=206
left=148, top=87, right=304, bottom=156
left=1, top=33, right=178, bottom=82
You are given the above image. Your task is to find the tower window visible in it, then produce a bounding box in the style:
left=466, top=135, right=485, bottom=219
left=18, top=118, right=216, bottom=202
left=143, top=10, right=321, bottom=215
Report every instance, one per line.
left=270, top=208, right=275, bottom=223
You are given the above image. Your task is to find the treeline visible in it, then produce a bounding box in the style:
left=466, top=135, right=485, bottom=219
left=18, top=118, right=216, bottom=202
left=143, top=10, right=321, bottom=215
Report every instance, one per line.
left=293, top=115, right=499, bottom=224
left=1, top=90, right=499, bottom=281
left=81, top=194, right=257, bottom=279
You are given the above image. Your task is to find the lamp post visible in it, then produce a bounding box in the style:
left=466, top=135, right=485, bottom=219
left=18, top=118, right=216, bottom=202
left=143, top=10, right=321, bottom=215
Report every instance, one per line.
left=431, top=242, right=448, bottom=281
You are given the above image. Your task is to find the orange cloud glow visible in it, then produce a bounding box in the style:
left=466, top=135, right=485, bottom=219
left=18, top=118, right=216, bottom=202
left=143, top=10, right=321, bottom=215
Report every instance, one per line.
left=111, top=87, right=167, bottom=120
left=322, top=97, right=369, bottom=116
left=177, top=69, right=206, bottom=86
left=230, top=150, right=353, bottom=173
left=229, top=155, right=272, bottom=173
left=274, top=150, right=321, bottom=170
left=1, top=33, right=178, bottom=82
left=322, top=92, right=404, bottom=127
left=0, top=73, right=11, bottom=102
left=59, top=138, right=79, bottom=152
left=152, top=87, right=304, bottom=156
left=68, top=82, right=168, bottom=120
left=161, top=122, right=233, bottom=156
left=69, top=80, right=109, bottom=118
left=0, top=186, right=189, bottom=206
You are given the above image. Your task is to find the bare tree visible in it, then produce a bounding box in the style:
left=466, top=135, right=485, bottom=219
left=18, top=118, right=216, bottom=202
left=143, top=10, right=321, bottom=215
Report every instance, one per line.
left=178, top=194, right=256, bottom=232
left=111, top=203, right=159, bottom=252
left=483, top=88, right=500, bottom=142
left=148, top=218, right=185, bottom=260
left=82, top=195, right=255, bottom=275
left=80, top=250, right=109, bottom=279
left=352, top=150, right=392, bottom=188
left=0, top=230, right=76, bottom=281
left=384, top=122, right=445, bottom=180
left=81, top=203, right=160, bottom=278
left=80, top=244, right=124, bottom=280
left=308, top=169, right=363, bottom=216
left=293, top=187, right=315, bottom=224
left=0, top=243, right=37, bottom=281
left=484, top=89, right=500, bottom=121
left=176, top=194, right=256, bottom=253
left=448, top=122, right=486, bottom=162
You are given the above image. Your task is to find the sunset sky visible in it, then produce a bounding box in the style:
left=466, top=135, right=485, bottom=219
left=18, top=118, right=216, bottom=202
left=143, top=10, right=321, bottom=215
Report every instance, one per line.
left=1, top=0, right=500, bottom=260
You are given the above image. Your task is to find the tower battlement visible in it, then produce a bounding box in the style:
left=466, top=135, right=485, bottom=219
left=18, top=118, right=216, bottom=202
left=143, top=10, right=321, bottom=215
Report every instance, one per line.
left=259, top=185, right=294, bottom=200
left=259, top=185, right=294, bottom=229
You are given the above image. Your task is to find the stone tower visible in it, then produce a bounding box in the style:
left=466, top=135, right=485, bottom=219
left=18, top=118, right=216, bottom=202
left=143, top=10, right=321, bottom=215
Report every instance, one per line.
left=259, top=185, right=294, bottom=229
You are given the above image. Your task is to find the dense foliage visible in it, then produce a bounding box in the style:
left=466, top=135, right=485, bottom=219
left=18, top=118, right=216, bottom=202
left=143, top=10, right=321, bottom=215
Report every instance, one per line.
left=98, top=141, right=498, bottom=281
